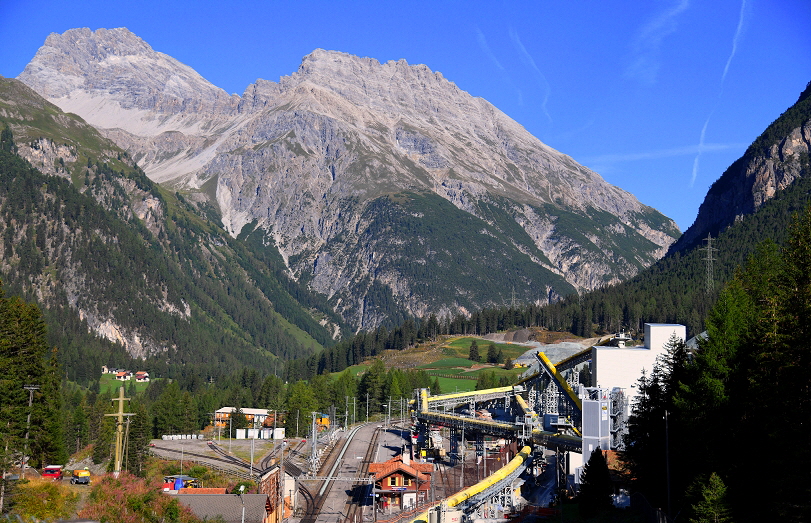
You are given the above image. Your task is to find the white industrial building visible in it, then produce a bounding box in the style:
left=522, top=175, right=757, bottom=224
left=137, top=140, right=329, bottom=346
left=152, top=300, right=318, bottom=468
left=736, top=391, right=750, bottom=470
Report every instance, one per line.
left=591, top=323, right=686, bottom=399
left=573, top=323, right=686, bottom=477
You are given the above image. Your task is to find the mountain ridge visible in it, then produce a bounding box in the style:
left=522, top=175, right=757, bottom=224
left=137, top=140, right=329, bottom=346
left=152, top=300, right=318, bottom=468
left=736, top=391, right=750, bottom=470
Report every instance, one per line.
left=0, top=76, right=345, bottom=380
left=18, top=27, right=681, bottom=328
left=670, top=80, right=811, bottom=253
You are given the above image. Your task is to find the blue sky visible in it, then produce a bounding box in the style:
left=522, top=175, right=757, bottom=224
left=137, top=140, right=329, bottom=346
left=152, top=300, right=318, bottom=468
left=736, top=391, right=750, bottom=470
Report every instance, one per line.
left=1, top=0, right=809, bottom=231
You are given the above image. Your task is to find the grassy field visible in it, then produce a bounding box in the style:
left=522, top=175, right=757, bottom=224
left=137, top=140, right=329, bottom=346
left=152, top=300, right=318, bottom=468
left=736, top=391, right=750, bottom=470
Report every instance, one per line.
left=442, top=337, right=529, bottom=361
left=327, top=363, right=370, bottom=379
left=467, top=366, right=526, bottom=379
left=434, top=376, right=477, bottom=393
left=417, top=357, right=477, bottom=369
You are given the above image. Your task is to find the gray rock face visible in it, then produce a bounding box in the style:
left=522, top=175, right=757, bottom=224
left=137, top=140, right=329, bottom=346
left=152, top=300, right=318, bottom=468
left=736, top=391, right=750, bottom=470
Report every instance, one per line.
left=19, top=28, right=681, bottom=329
left=671, top=84, right=811, bottom=253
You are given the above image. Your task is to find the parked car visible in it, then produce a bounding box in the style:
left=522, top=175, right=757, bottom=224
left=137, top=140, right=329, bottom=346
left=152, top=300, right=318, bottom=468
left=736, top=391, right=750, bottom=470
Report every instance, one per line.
left=42, top=465, right=63, bottom=481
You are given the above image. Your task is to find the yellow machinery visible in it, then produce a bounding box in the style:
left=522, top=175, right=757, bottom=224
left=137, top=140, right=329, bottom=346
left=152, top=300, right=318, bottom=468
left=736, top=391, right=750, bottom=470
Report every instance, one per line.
left=409, top=445, right=533, bottom=523
left=70, top=468, right=91, bottom=485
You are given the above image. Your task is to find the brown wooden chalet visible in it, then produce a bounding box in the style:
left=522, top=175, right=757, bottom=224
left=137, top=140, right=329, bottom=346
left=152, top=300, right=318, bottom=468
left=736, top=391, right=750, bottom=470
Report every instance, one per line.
left=369, top=451, right=432, bottom=513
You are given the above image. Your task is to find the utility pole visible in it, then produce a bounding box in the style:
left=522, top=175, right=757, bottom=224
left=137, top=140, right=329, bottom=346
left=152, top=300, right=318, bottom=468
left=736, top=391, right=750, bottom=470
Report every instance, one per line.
left=310, top=412, right=318, bottom=475
left=279, top=435, right=286, bottom=523
left=105, top=386, right=134, bottom=476
left=665, top=410, right=671, bottom=520
left=22, top=385, right=39, bottom=479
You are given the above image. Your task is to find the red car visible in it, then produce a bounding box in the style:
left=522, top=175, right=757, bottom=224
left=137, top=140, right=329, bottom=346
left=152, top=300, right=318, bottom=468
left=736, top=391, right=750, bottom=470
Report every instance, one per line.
left=42, top=465, right=63, bottom=481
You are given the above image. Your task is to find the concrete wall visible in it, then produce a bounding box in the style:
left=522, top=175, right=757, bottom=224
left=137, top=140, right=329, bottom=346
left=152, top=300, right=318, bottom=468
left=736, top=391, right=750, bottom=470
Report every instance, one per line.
left=645, top=323, right=687, bottom=351
left=592, top=323, right=686, bottom=396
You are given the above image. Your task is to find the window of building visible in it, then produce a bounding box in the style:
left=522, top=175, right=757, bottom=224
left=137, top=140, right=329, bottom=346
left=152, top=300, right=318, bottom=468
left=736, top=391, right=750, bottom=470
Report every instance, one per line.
left=404, top=478, right=411, bottom=486
left=389, top=477, right=397, bottom=486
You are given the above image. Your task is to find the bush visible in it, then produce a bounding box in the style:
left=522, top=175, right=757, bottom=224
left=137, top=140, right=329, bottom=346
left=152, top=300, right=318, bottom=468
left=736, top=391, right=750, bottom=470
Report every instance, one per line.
left=8, top=479, right=78, bottom=521
left=78, top=472, right=202, bottom=522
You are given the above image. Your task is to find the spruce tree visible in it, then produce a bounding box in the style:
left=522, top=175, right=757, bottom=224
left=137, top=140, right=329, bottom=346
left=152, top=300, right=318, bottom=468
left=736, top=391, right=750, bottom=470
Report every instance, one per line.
left=468, top=340, right=480, bottom=362
left=684, top=472, right=730, bottom=523
left=284, top=381, right=317, bottom=437
left=486, top=343, right=498, bottom=363
left=577, top=447, right=613, bottom=517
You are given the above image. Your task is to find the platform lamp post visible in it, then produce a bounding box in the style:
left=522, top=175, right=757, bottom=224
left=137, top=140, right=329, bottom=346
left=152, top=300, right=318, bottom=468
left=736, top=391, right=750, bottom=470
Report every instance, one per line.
left=21, top=385, right=39, bottom=479
left=237, top=484, right=246, bottom=523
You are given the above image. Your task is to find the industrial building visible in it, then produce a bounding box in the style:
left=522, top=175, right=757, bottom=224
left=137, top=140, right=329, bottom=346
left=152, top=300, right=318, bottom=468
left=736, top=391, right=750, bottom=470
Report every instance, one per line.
left=591, top=323, right=686, bottom=402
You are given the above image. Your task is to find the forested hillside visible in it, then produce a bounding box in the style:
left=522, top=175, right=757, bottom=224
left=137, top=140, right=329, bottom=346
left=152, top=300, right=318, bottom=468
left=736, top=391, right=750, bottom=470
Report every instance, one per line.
left=622, top=205, right=811, bottom=522
left=0, top=78, right=348, bottom=385
left=671, top=80, right=811, bottom=253
left=286, top=163, right=811, bottom=381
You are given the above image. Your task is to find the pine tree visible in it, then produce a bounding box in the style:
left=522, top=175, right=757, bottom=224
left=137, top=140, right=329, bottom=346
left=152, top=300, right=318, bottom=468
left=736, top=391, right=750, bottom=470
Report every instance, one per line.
left=231, top=407, right=248, bottom=431
left=284, top=381, right=317, bottom=437
left=685, top=472, right=731, bottom=523
left=125, top=401, right=151, bottom=476
left=486, top=343, right=498, bottom=363
left=468, top=340, right=480, bottom=362
left=431, top=377, right=441, bottom=395
left=71, top=401, right=89, bottom=454
left=577, top=447, right=613, bottom=517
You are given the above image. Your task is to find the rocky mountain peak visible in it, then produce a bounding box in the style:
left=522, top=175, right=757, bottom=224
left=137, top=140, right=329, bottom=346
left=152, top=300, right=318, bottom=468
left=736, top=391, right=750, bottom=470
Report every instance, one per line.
left=283, top=48, right=475, bottom=127
left=19, top=27, right=238, bottom=133
left=17, top=28, right=682, bottom=328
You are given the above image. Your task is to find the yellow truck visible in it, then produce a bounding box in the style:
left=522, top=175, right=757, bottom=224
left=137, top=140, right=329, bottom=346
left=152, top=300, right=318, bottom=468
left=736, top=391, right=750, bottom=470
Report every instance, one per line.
left=70, top=468, right=91, bottom=485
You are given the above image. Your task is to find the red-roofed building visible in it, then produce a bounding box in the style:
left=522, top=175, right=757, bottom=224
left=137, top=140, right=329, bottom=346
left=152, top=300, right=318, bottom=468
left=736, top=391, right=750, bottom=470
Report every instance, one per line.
left=115, top=371, right=132, bottom=381
left=369, top=451, right=432, bottom=513
left=178, top=487, right=228, bottom=494
left=135, top=371, right=150, bottom=382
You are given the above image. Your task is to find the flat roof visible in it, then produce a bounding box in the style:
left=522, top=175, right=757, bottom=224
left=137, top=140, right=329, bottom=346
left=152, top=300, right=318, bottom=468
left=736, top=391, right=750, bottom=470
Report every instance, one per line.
left=215, top=407, right=269, bottom=416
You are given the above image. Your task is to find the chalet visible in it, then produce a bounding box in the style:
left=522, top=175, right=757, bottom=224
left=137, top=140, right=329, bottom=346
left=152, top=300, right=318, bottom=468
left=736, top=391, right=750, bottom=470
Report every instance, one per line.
left=115, top=371, right=132, bottom=381
left=135, top=371, right=150, bottom=383
left=369, top=450, right=432, bottom=513
left=215, top=407, right=270, bottom=429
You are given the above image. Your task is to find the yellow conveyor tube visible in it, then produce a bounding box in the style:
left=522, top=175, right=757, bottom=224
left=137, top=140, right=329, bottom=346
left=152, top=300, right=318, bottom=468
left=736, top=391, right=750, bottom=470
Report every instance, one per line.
left=426, top=386, right=515, bottom=404
left=536, top=352, right=582, bottom=411
left=409, top=445, right=532, bottom=523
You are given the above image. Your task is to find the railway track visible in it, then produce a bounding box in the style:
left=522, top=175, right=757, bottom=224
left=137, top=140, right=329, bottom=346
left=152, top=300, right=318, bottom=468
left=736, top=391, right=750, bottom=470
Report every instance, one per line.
left=151, top=444, right=249, bottom=470
left=344, top=427, right=380, bottom=523
left=298, top=483, right=316, bottom=517
left=299, top=432, right=346, bottom=523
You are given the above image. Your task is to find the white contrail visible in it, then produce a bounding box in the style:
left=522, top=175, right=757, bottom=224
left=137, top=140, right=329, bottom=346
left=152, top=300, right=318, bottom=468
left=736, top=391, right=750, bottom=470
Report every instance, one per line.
left=585, top=141, right=743, bottom=165
left=509, top=27, right=552, bottom=125
left=690, top=116, right=712, bottom=187
left=690, top=0, right=747, bottom=187
left=626, top=0, right=690, bottom=85
left=477, top=27, right=523, bottom=105
left=476, top=27, right=505, bottom=72
left=721, top=0, right=747, bottom=84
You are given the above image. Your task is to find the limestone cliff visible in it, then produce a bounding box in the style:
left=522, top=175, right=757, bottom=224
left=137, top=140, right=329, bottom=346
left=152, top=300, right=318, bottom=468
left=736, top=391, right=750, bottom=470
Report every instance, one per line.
left=19, top=28, right=681, bottom=328
left=671, top=81, right=811, bottom=253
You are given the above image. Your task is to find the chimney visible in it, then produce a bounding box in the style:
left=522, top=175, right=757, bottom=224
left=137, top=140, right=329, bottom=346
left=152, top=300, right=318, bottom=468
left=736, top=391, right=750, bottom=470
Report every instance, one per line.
left=402, top=445, right=410, bottom=466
